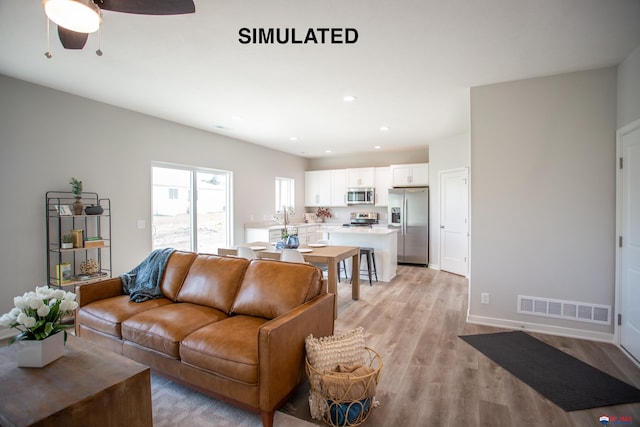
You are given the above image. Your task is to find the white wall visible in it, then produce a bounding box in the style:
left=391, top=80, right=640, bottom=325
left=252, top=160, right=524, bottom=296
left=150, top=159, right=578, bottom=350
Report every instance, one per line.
left=0, top=75, right=308, bottom=334
left=427, top=132, right=471, bottom=270
left=469, top=67, right=617, bottom=340
left=618, top=45, right=640, bottom=128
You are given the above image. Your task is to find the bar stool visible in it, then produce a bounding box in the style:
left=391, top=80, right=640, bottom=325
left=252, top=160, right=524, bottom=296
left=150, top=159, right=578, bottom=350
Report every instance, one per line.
left=353, top=247, right=378, bottom=285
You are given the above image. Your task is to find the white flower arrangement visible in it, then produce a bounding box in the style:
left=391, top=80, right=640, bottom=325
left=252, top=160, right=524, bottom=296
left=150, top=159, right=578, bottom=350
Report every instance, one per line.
left=273, top=205, right=296, bottom=238
left=0, top=286, right=78, bottom=345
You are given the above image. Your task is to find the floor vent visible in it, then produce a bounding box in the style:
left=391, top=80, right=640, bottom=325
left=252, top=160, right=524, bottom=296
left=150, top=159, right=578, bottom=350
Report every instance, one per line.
left=517, top=295, right=611, bottom=325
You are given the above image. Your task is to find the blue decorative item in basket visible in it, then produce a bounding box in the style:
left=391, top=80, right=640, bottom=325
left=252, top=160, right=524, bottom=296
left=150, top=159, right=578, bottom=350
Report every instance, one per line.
left=328, top=398, right=371, bottom=426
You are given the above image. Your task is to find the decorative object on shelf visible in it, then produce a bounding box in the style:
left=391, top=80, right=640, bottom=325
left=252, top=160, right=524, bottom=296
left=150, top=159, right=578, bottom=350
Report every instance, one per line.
left=61, top=234, right=73, bottom=249
left=71, top=229, right=83, bottom=248
left=69, top=177, right=83, bottom=215
left=83, top=238, right=104, bottom=248
left=0, top=286, right=78, bottom=367
left=79, top=258, right=100, bottom=275
left=84, top=204, right=104, bottom=215
left=56, top=262, right=71, bottom=284
left=56, top=204, right=72, bottom=216
left=316, top=207, right=332, bottom=223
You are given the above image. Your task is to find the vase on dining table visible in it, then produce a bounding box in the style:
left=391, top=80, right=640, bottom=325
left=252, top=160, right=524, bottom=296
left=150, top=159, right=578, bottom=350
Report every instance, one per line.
left=285, top=235, right=299, bottom=249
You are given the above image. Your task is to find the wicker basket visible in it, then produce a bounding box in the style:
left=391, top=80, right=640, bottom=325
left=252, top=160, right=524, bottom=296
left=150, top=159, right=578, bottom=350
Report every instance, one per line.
left=306, top=347, right=383, bottom=427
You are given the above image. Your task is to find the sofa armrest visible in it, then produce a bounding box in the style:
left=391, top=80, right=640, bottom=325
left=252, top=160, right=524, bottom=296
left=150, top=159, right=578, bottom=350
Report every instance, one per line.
left=75, top=278, right=124, bottom=307
left=257, top=292, right=335, bottom=412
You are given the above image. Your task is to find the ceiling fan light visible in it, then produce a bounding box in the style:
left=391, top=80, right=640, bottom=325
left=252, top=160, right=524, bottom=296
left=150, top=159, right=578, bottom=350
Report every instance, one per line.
left=43, top=0, right=102, bottom=33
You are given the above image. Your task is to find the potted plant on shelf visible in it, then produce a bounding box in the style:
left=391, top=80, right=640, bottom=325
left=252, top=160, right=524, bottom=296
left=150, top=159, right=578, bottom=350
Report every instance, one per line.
left=69, top=177, right=83, bottom=215
left=61, top=234, right=73, bottom=249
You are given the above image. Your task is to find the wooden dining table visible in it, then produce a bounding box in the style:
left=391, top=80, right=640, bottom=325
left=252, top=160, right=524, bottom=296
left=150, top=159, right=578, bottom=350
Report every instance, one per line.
left=218, top=242, right=360, bottom=318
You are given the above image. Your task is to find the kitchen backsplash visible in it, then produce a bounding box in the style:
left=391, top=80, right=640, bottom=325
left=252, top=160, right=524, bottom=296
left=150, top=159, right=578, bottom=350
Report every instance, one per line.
left=305, top=206, right=388, bottom=225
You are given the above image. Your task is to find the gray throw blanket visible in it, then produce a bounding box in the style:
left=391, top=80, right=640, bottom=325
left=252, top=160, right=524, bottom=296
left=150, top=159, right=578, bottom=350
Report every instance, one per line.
left=121, top=248, right=176, bottom=302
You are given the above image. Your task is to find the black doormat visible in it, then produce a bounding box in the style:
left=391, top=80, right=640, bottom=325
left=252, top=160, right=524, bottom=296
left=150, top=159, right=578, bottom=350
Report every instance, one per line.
left=459, top=331, right=640, bottom=411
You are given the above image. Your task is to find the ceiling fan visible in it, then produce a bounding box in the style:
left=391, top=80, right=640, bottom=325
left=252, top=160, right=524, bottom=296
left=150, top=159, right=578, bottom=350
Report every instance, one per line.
left=43, top=0, right=195, bottom=52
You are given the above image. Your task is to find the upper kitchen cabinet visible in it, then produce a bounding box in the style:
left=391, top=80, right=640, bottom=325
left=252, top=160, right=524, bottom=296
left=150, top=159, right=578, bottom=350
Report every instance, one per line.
left=347, top=167, right=375, bottom=188
left=330, top=169, right=347, bottom=207
left=305, top=170, right=347, bottom=207
left=374, top=166, right=391, bottom=206
left=390, top=163, right=429, bottom=187
left=305, top=170, right=331, bottom=206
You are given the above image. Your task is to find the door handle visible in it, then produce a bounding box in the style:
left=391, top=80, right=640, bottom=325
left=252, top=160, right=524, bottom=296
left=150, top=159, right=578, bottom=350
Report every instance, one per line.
left=440, top=225, right=445, bottom=229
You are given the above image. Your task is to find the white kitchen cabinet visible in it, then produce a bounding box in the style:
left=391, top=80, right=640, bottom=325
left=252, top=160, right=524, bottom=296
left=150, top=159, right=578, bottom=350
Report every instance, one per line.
left=347, top=167, right=375, bottom=188
left=245, top=227, right=282, bottom=243
left=305, top=170, right=331, bottom=207
left=390, top=163, right=429, bottom=187
left=374, top=166, right=391, bottom=206
left=297, top=224, right=319, bottom=245
left=330, top=169, right=347, bottom=207
left=245, top=224, right=318, bottom=245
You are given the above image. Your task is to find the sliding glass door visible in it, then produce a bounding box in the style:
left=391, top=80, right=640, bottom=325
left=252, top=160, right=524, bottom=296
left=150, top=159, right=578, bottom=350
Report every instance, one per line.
left=152, top=164, right=231, bottom=254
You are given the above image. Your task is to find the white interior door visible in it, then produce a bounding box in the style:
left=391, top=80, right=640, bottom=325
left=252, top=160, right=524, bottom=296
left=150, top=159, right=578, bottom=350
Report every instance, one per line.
left=439, top=168, right=469, bottom=276
left=619, top=120, right=640, bottom=363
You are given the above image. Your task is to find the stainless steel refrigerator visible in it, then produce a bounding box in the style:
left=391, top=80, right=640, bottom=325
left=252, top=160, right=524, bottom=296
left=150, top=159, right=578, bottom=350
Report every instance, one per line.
left=388, top=187, right=429, bottom=265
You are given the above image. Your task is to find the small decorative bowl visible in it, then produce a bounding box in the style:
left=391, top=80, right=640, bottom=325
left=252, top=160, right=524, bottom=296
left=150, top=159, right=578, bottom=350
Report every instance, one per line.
left=85, top=205, right=104, bottom=215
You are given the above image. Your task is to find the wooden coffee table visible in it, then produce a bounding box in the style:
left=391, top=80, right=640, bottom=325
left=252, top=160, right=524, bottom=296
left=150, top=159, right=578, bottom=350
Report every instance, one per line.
left=0, top=334, right=152, bottom=427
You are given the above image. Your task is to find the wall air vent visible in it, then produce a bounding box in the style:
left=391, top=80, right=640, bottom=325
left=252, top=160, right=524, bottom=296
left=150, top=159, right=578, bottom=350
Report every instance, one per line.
left=517, top=295, right=611, bottom=325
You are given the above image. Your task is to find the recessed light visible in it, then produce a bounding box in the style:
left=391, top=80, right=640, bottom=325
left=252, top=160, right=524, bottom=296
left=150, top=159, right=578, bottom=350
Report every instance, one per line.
left=231, top=116, right=241, bottom=120
left=379, top=126, right=390, bottom=131
left=343, top=95, right=357, bottom=102
left=325, top=150, right=332, bottom=153
left=374, top=145, right=381, bottom=150
left=290, top=136, right=298, bottom=141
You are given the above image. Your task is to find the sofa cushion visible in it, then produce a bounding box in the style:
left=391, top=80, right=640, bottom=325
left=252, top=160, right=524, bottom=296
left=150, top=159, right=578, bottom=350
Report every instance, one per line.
left=231, top=259, right=323, bottom=319
left=160, top=251, right=198, bottom=300
left=77, top=295, right=173, bottom=338
left=122, top=303, right=228, bottom=359
left=180, top=315, right=268, bottom=384
left=176, top=255, right=249, bottom=313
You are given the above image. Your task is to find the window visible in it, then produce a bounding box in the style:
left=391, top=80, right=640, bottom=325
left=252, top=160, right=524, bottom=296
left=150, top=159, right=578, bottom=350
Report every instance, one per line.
left=152, top=164, right=232, bottom=254
left=275, top=177, right=294, bottom=212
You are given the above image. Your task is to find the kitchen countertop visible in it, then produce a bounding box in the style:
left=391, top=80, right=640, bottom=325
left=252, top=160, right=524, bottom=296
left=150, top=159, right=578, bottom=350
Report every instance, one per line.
left=244, top=222, right=320, bottom=230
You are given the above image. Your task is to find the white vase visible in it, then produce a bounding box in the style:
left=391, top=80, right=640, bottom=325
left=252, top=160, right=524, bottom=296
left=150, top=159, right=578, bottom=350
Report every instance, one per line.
left=16, top=332, right=65, bottom=368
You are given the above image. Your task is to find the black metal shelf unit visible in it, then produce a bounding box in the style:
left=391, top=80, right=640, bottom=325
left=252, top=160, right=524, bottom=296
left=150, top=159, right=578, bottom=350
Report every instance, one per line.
left=45, top=191, right=112, bottom=288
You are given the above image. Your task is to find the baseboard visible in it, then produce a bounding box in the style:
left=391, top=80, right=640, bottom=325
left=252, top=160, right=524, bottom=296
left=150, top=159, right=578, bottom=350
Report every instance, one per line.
left=466, top=315, right=615, bottom=344
left=428, top=263, right=440, bottom=270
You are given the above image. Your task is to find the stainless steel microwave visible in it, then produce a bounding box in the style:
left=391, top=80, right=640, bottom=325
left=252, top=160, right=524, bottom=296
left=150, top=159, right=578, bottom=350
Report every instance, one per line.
left=346, top=188, right=375, bottom=205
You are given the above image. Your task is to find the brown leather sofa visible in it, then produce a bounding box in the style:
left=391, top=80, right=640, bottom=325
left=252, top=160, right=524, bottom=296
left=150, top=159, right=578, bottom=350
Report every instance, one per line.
left=74, top=251, right=335, bottom=427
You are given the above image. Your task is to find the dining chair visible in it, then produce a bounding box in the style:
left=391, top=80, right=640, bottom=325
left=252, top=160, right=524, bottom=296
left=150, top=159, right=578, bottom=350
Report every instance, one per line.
left=237, top=246, right=258, bottom=260
left=280, top=248, right=307, bottom=263
left=312, top=240, right=349, bottom=281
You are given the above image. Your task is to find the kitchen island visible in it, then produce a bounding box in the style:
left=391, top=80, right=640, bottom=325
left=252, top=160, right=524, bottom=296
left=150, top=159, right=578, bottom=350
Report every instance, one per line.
left=321, top=225, right=398, bottom=282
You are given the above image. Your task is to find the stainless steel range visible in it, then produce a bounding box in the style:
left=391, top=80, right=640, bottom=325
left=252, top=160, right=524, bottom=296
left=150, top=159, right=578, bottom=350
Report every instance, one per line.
left=344, top=212, right=378, bottom=227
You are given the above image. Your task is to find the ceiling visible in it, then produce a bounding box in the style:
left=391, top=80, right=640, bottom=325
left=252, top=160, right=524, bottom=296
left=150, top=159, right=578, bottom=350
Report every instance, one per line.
left=1, top=1, right=639, bottom=158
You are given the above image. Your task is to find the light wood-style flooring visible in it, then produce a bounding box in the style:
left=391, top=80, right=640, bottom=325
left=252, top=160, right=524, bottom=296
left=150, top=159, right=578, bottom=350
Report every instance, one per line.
left=334, top=265, right=640, bottom=427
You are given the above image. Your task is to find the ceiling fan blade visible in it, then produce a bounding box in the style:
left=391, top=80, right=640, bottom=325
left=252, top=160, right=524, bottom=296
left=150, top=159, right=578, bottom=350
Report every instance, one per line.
left=97, top=0, right=195, bottom=15
left=57, top=26, right=89, bottom=49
